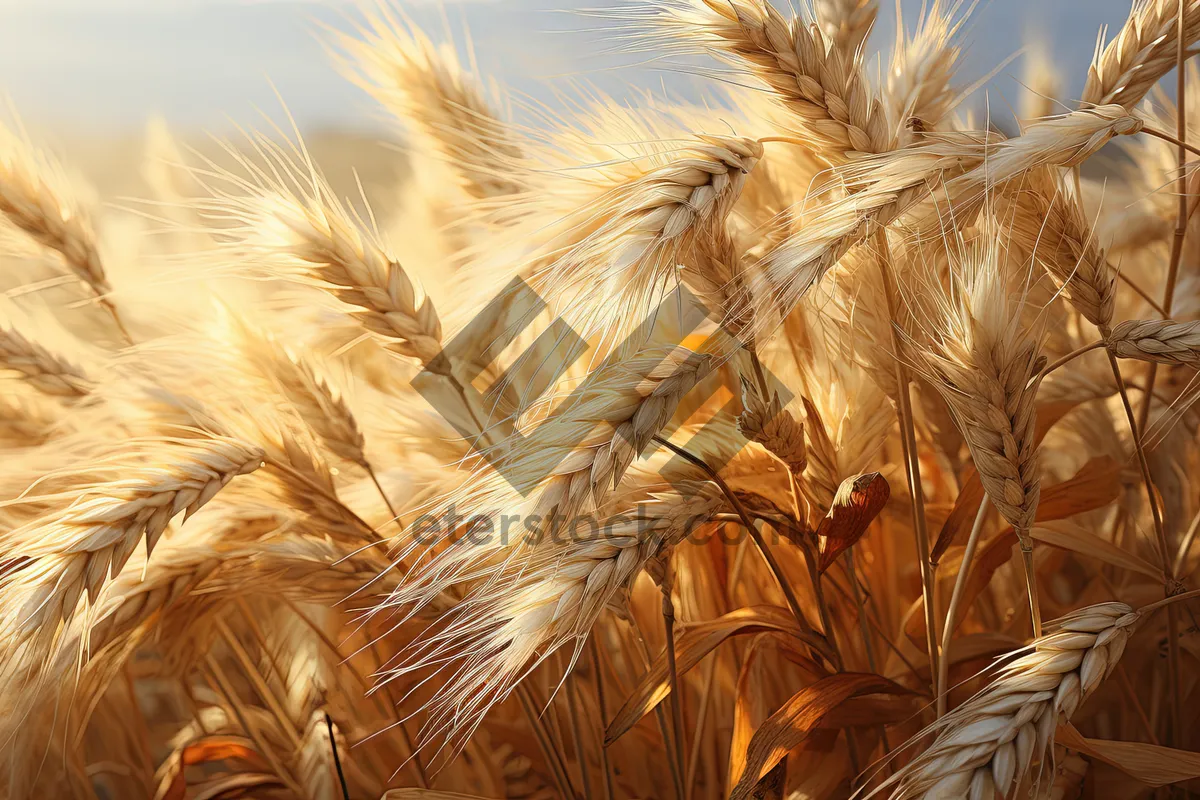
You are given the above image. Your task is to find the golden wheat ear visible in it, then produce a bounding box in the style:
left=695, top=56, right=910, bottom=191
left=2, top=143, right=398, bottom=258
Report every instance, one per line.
left=1, top=436, right=263, bottom=645
left=878, top=602, right=1141, bottom=799
left=1083, top=0, right=1200, bottom=109
left=336, top=5, right=527, bottom=201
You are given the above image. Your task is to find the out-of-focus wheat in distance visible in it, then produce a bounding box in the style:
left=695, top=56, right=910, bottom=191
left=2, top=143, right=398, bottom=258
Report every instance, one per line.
left=3, top=1, right=1200, bottom=798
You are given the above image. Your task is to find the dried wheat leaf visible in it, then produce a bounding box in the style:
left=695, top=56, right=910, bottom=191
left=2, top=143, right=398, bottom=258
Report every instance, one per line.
left=729, top=673, right=908, bottom=799
left=1057, top=724, right=1200, bottom=787
left=815, top=471, right=889, bottom=572
left=156, top=735, right=270, bottom=800
left=932, top=465, right=987, bottom=566
left=605, top=605, right=824, bottom=745
left=1031, top=522, right=1164, bottom=581
left=932, top=450, right=1115, bottom=565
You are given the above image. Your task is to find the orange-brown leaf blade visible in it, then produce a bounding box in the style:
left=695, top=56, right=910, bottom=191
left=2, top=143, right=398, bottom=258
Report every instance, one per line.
left=815, top=472, right=889, bottom=572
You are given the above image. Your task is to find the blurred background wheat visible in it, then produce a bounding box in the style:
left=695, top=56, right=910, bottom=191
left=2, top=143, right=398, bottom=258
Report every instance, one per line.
left=3, top=1, right=1200, bottom=799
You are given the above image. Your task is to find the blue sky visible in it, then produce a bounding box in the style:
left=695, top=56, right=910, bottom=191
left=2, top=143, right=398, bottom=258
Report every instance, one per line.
left=0, top=0, right=1142, bottom=135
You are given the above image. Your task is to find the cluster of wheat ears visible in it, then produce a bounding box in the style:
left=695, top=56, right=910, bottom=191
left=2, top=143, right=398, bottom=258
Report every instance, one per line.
left=7, top=0, right=1200, bottom=798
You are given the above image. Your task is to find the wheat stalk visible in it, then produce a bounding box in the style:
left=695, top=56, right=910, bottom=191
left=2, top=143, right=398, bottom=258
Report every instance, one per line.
left=879, top=601, right=1141, bottom=799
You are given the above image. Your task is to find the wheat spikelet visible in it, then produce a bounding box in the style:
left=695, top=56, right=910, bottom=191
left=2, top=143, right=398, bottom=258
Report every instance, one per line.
left=0, top=436, right=263, bottom=642
left=0, top=122, right=111, bottom=298
left=761, top=105, right=1142, bottom=333
left=639, top=0, right=889, bottom=161
left=1008, top=171, right=1115, bottom=330
left=537, top=135, right=761, bottom=338
left=814, top=0, right=876, bottom=57
left=907, top=236, right=1044, bottom=537
left=737, top=378, right=807, bottom=474
left=881, top=601, right=1141, bottom=799
left=1082, top=0, right=1200, bottom=108
left=198, top=150, right=446, bottom=372
left=0, top=322, right=93, bottom=397
left=339, top=7, right=525, bottom=200
left=1109, top=317, right=1200, bottom=366
left=885, top=0, right=967, bottom=136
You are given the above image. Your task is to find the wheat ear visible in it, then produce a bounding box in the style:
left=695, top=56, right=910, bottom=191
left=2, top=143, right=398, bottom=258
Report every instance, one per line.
left=240, top=191, right=445, bottom=370
left=538, top=136, right=761, bottom=338
left=761, top=105, right=1143, bottom=336
left=642, top=0, right=889, bottom=161
left=908, top=235, right=1045, bottom=637
left=0, top=323, right=93, bottom=398
left=1, top=436, right=263, bottom=642
left=525, top=347, right=714, bottom=522
left=885, top=0, right=967, bottom=136
left=338, top=6, right=525, bottom=200
left=1008, top=171, right=1115, bottom=330
left=815, top=0, right=877, bottom=57
left=391, top=483, right=724, bottom=759
left=737, top=377, right=807, bottom=474
left=879, top=602, right=1141, bottom=799
left=1108, top=317, right=1200, bottom=366
left=0, top=124, right=131, bottom=342
left=1082, top=0, right=1200, bottom=108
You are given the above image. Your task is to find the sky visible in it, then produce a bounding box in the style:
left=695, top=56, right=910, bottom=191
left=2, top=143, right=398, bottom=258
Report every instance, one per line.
left=0, top=0, right=1146, bottom=136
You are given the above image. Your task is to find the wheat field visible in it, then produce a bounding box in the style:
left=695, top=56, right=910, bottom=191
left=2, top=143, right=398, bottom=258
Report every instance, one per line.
left=2, top=1, right=1200, bottom=798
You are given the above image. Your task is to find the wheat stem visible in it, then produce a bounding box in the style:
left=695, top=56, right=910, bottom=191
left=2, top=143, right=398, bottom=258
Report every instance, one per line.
left=937, top=498, right=989, bottom=718
left=797, top=532, right=863, bottom=779
left=660, top=568, right=687, bottom=800
left=1173, top=505, right=1200, bottom=576
left=589, top=639, right=615, bottom=800
left=562, top=652, right=594, bottom=800
left=1036, top=340, right=1105, bottom=380
left=650, top=435, right=831, bottom=661
left=365, top=464, right=403, bottom=532
left=516, top=682, right=578, bottom=800
left=873, top=227, right=939, bottom=694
